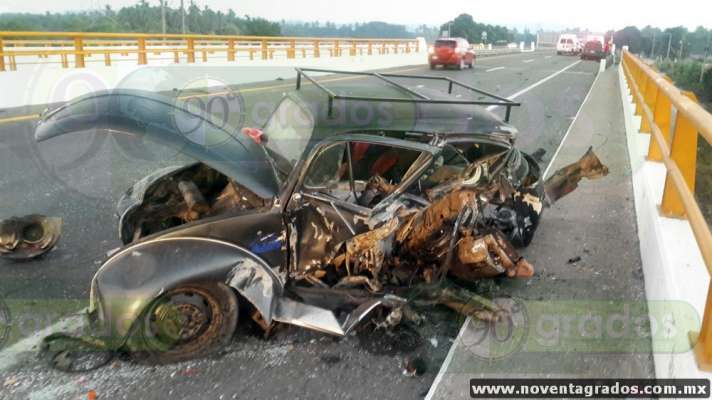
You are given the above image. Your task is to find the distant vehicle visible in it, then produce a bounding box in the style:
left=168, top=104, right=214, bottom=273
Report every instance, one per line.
left=585, top=35, right=605, bottom=46
left=580, top=40, right=605, bottom=60
left=556, top=34, right=579, bottom=55
left=429, top=38, right=475, bottom=70
left=574, top=39, right=583, bottom=53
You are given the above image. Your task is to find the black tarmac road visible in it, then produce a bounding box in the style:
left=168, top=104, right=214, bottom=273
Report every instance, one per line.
left=0, top=50, right=600, bottom=399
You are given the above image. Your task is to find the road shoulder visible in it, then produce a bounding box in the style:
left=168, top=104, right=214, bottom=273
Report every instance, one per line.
left=426, top=65, right=654, bottom=400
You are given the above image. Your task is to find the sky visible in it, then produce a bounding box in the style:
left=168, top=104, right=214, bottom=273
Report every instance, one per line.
left=0, top=0, right=711, bottom=32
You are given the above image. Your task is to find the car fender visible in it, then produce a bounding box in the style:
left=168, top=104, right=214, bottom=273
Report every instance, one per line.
left=90, top=236, right=283, bottom=347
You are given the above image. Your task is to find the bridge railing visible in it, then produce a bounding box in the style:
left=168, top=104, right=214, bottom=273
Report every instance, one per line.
left=621, top=49, right=712, bottom=370
left=0, top=31, right=421, bottom=71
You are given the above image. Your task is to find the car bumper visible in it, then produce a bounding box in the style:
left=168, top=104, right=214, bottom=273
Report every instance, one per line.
left=582, top=51, right=604, bottom=59
left=429, top=55, right=462, bottom=65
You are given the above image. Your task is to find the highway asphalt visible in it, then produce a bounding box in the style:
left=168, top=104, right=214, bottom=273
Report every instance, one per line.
left=0, top=50, right=601, bottom=399
left=428, top=66, right=654, bottom=400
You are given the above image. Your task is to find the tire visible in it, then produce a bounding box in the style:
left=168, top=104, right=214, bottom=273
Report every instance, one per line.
left=131, top=282, right=238, bottom=364
left=429, top=63, right=436, bottom=70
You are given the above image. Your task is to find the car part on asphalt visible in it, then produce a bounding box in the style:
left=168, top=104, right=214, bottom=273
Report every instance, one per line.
left=34, top=68, right=608, bottom=366
left=0, top=214, right=62, bottom=260
left=543, top=146, right=609, bottom=203
left=39, top=333, right=114, bottom=373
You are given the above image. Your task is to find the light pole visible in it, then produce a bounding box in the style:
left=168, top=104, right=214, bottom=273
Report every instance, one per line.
left=666, top=33, right=672, bottom=60
left=702, top=32, right=711, bottom=83
left=181, top=0, right=186, bottom=34
left=161, top=0, right=166, bottom=36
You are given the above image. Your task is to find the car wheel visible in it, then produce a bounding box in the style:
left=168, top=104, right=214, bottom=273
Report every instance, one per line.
left=429, top=63, right=436, bottom=70
left=131, top=282, right=238, bottom=364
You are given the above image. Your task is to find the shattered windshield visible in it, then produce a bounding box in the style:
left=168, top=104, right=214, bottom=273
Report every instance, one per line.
left=262, top=97, right=315, bottom=183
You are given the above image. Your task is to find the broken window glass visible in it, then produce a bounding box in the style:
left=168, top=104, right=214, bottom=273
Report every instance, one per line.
left=302, top=141, right=426, bottom=208
left=349, top=142, right=424, bottom=207
left=349, top=142, right=421, bottom=185
left=304, top=143, right=349, bottom=191
left=262, top=98, right=315, bottom=182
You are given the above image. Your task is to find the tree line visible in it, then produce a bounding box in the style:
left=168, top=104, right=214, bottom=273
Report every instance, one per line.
left=614, top=25, right=712, bottom=101
left=0, top=1, right=412, bottom=38
left=0, top=1, right=281, bottom=36
left=439, top=13, right=537, bottom=45
left=614, top=25, right=711, bottom=60
left=0, top=3, right=536, bottom=44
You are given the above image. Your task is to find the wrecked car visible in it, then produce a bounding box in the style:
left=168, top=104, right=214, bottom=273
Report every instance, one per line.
left=34, top=68, right=607, bottom=364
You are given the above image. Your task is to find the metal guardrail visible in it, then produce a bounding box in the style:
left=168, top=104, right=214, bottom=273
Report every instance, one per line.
left=0, top=31, right=420, bottom=71
left=621, top=49, right=712, bottom=370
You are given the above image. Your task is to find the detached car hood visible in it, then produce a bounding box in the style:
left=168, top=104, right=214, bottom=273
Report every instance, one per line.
left=34, top=89, right=279, bottom=199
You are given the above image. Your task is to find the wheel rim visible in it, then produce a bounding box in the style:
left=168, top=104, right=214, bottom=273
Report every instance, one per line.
left=144, top=286, right=222, bottom=352
left=22, top=222, right=45, bottom=244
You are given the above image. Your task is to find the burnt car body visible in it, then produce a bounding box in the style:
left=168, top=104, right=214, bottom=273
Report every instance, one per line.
left=35, top=68, right=550, bottom=363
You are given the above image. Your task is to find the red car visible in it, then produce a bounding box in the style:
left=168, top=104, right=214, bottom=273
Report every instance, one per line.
left=580, top=40, right=605, bottom=60
left=429, top=38, right=475, bottom=70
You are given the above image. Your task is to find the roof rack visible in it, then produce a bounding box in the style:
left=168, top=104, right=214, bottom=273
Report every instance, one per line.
left=294, top=67, right=521, bottom=122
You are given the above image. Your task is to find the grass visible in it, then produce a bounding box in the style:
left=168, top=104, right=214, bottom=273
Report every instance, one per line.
left=655, top=59, right=711, bottom=226
left=697, top=137, right=712, bottom=227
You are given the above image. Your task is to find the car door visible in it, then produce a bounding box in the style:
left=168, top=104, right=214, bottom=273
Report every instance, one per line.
left=285, top=135, right=435, bottom=274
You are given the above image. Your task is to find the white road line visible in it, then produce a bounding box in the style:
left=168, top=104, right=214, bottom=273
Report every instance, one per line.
left=486, top=60, right=582, bottom=111
left=542, top=65, right=601, bottom=179
left=424, top=316, right=471, bottom=400
left=485, top=66, right=505, bottom=72
left=427, top=59, right=593, bottom=400
left=523, top=59, right=535, bottom=63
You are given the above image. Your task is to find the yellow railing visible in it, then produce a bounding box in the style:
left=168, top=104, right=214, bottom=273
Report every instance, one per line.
left=621, top=49, right=712, bottom=370
left=0, top=31, right=420, bottom=71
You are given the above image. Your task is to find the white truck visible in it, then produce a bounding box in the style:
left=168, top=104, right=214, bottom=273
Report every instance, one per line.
left=556, top=34, right=580, bottom=55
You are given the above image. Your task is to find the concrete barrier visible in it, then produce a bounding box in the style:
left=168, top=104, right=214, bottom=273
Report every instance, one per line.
left=0, top=41, right=543, bottom=111
left=0, top=47, right=427, bottom=110
left=618, top=62, right=711, bottom=380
